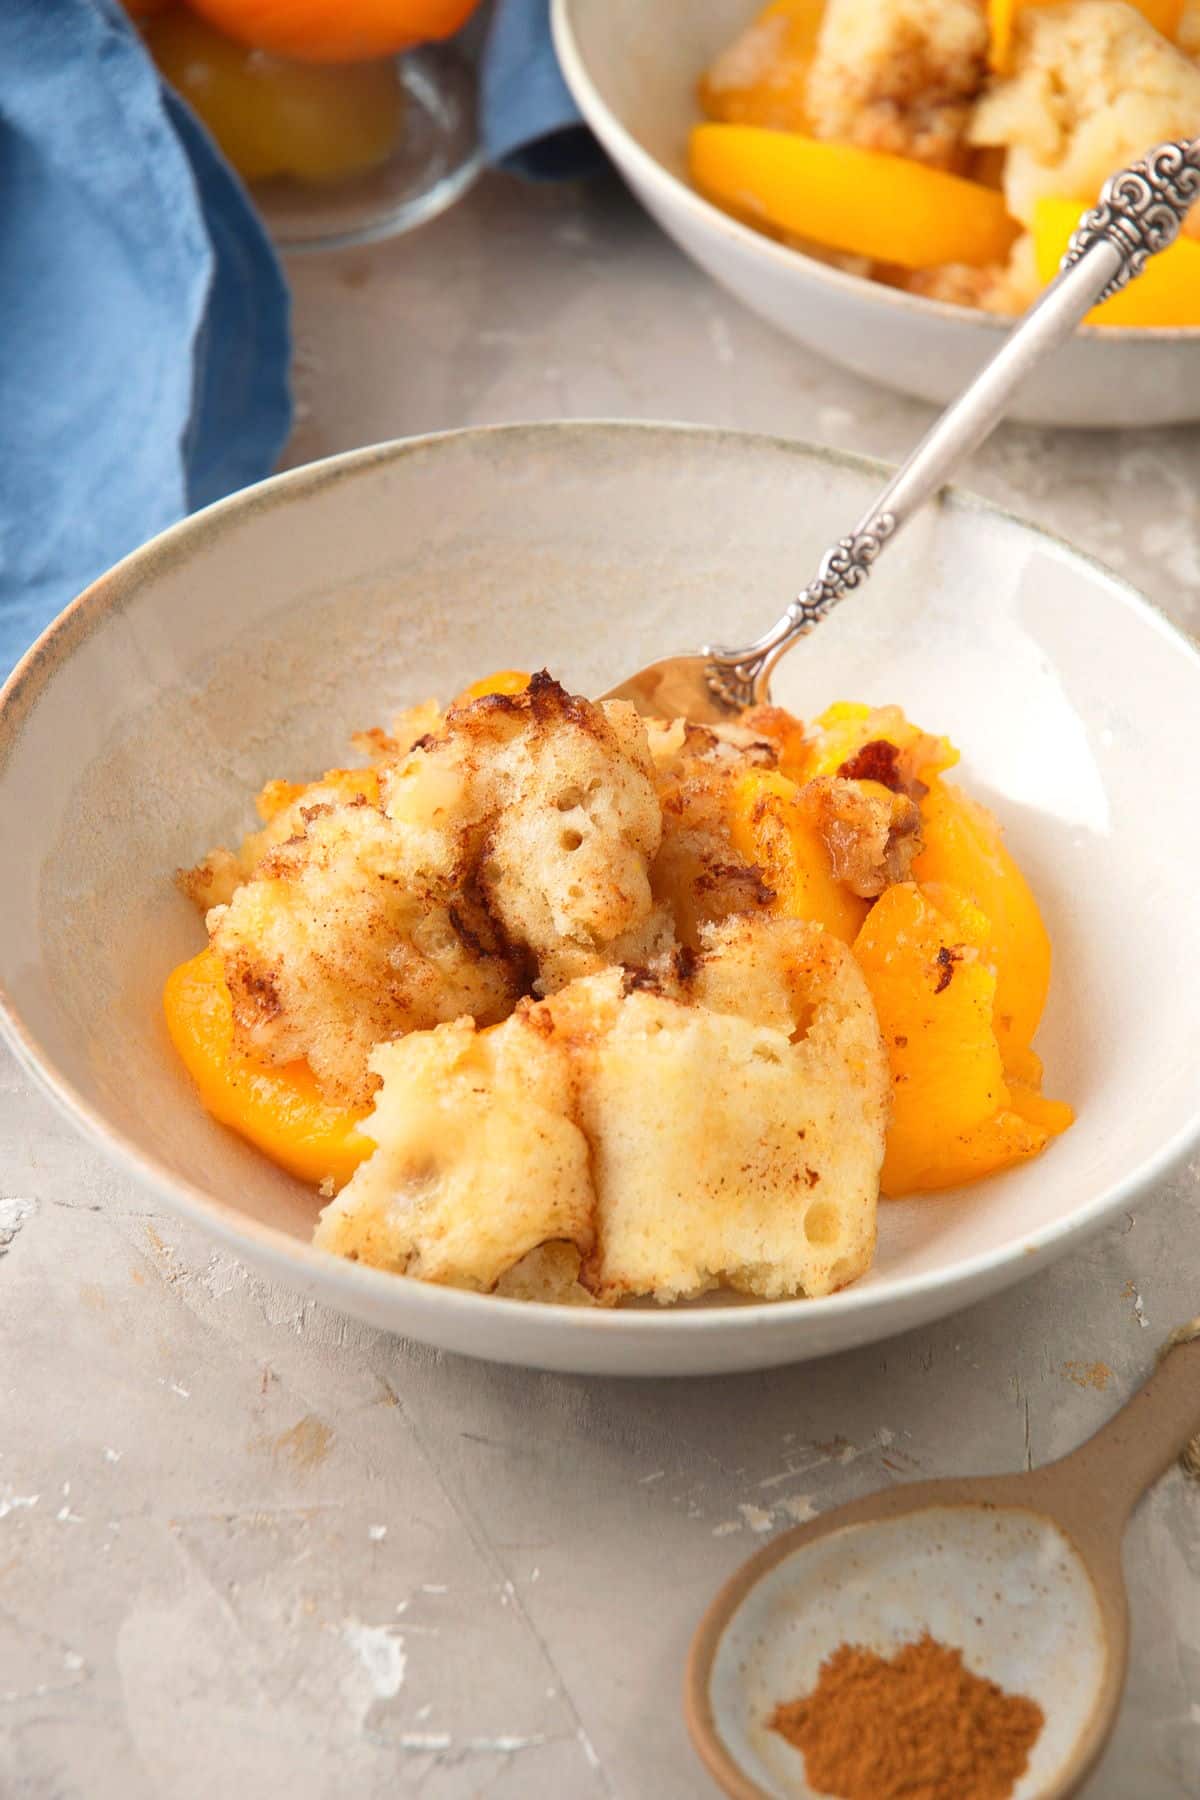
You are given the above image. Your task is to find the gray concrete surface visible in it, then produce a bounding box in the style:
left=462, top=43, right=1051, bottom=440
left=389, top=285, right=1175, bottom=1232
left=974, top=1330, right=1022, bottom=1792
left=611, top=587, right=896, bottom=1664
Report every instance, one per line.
left=2, top=169, right=1198, bottom=1798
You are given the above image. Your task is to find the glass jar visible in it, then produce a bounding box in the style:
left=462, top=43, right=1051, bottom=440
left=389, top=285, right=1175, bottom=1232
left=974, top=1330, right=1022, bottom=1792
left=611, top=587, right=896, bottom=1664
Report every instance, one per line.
left=140, top=0, right=482, bottom=250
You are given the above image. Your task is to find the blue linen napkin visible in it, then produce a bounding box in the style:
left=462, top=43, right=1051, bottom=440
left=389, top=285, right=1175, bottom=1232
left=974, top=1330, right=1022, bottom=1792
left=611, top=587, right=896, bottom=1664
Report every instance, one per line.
left=481, top=0, right=600, bottom=180
left=0, top=0, right=291, bottom=677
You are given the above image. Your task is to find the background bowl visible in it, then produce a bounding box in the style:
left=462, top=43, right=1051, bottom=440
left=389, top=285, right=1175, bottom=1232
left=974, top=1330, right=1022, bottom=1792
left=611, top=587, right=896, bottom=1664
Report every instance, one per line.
left=552, top=0, right=1200, bottom=430
left=2, top=422, right=1198, bottom=1376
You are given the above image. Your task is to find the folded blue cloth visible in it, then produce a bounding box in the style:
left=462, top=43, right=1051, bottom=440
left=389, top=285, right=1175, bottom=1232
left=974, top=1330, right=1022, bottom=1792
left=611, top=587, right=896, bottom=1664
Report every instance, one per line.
left=481, top=0, right=600, bottom=180
left=0, top=0, right=291, bottom=676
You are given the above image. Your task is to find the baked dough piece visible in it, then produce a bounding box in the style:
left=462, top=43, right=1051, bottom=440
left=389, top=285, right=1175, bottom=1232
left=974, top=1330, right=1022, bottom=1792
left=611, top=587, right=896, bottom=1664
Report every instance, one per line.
left=209, top=802, right=519, bottom=1107
left=581, top=916, right=887, bottom=1302
left=318, top=915, right=888, bottom=1305
left=191, top=675, right=663, bottom=1104
left=644, top=718, right=776, bottom=947
left=313, top=1007, right=595, bottom=1291
left=970, top=1, right=1200, bottom=238
left=806, top=0, right=989, bottom=171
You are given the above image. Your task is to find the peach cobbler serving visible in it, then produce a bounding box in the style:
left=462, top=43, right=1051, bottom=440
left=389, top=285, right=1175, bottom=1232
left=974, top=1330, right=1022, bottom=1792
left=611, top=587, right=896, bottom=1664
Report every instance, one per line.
left=691, top=0, right=1200, bottom=326
left=164, top=671, right=1071, bottom=1306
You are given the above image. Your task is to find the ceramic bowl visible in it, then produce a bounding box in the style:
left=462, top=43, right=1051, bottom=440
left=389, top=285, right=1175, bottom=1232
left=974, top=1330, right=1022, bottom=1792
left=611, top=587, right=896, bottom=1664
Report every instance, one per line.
left=2, top=422, right=1198, bottom=1377
left=552, top=0, right=1200, bottom=429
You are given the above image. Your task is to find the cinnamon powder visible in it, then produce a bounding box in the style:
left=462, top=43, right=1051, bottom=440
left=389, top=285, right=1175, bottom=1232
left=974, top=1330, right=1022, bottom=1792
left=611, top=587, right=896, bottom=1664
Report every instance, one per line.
left=770, top=1632, right=1044, bottom=1800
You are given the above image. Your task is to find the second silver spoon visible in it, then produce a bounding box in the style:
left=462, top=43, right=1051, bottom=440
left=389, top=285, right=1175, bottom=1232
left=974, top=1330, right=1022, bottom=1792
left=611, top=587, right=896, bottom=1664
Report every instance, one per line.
left=605, top=138, right=1200, bottom=724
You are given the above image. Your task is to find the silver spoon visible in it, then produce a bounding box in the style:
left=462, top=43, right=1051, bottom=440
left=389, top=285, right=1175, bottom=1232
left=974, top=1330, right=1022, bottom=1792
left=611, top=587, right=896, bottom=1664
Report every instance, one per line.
left=604, top=139, right=1200, bottom=724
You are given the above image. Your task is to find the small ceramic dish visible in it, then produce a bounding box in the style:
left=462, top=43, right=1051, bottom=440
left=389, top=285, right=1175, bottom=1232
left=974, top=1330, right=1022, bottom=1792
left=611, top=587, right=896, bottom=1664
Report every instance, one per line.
left=684, top=1322, right=1200, bottom=1795
left=685, top=1497, right=1108, bottom=1798
left=551, top=0, right=1200, bottom=429
left=1, top=422, right=1198, bottom=1377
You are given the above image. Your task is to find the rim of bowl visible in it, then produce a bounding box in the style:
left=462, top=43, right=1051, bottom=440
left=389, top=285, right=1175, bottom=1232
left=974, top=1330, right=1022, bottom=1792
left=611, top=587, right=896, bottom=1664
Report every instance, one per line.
left=550, top=0, right=1200, bottom=346
left=3, top=419, right=1200, bottom=1343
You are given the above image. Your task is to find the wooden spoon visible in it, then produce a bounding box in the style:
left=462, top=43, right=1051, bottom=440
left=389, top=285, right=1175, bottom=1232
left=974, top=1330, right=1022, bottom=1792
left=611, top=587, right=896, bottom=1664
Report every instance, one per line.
left=685, top=1320, right=1200, bottom=1799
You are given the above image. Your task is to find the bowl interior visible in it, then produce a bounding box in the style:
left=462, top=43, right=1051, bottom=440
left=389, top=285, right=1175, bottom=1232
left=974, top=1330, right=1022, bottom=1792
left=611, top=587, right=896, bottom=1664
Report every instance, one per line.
left=2, top=424, right=1198, bottom=1359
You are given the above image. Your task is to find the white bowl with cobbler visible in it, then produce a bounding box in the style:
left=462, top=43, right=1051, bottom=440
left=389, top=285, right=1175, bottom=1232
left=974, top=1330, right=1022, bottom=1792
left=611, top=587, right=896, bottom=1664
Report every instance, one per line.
left=1, top=423, right=1197, bottom=1374
left=553, top=0, right=1200, bottom=428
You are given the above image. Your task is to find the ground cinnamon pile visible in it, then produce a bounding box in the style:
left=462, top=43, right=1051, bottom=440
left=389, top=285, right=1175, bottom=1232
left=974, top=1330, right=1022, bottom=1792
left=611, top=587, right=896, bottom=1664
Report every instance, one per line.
left=770, top=1632, right=1044, bottom=1800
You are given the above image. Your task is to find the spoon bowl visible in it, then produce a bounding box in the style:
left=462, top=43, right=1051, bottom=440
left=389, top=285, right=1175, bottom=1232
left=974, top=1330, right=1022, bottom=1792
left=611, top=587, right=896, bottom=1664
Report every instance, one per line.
left=686, top=1324, right=1200, bottom=1797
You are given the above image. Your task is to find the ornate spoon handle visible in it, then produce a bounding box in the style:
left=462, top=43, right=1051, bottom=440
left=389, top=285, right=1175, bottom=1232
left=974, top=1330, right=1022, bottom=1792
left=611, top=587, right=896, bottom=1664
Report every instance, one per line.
left=706, top=138, right=1200, bottom=710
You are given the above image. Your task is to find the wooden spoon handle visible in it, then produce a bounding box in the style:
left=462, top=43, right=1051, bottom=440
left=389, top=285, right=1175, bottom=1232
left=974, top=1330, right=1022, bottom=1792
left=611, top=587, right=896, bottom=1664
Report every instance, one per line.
left=1038, top=1320, right=1200, bottom=1532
